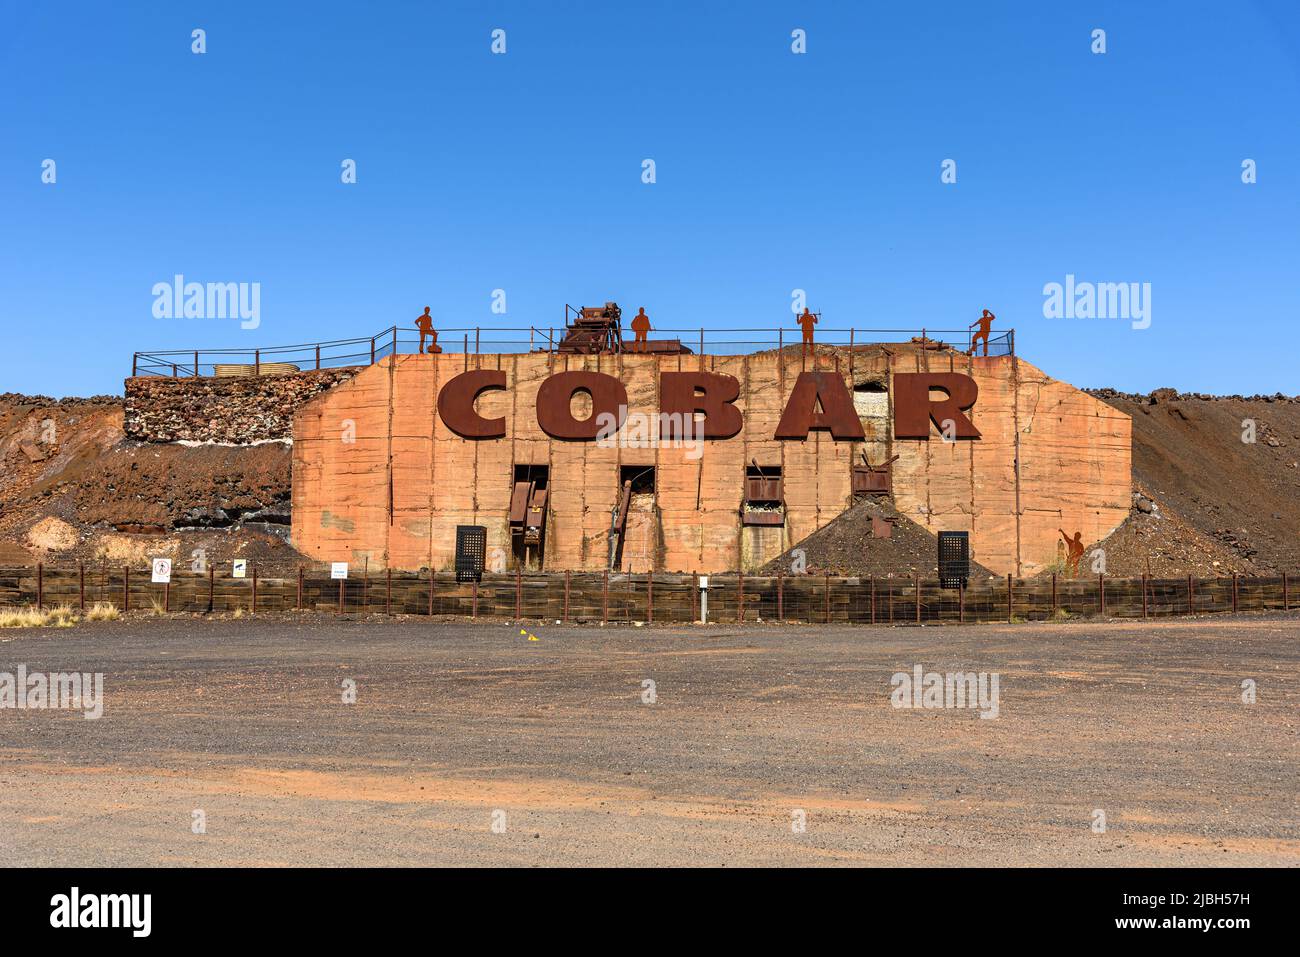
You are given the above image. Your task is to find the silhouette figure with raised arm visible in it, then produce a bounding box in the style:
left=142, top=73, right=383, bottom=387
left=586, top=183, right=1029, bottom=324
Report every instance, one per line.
left=967, top=309, right=995, bottom=357
left=797, top=307, right=818, bottom=360
left=1060, top=528, right=1085, bottom=577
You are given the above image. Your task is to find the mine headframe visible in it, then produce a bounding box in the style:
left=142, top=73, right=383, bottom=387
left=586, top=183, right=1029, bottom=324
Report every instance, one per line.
left=559, top=302, right=624, bottom=354
left=852, top=450, right=899, bottom=498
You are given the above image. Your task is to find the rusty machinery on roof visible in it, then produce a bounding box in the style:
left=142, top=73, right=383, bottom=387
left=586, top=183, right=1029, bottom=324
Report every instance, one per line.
left=556, top=301, right=691, bottom=355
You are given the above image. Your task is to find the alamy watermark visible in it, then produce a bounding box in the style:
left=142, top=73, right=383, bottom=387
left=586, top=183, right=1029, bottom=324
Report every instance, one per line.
left=0, top=666, right=103, bottom=719
left=890, top=665, right=1000, bottom=719
left=1043, top=274, right=1150, bottom=330
left=152, top=274, right=260, bottom=329
left=595, top=405, right=703, bottom=460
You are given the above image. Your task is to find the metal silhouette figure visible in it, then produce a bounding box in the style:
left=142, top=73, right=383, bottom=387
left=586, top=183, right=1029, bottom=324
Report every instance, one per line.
left=416, top=307, right=441, bottom=354
left=630, top=307, right=651, bottom=352
left=967, top=309, right=995, bottom=356
left=1060, top=528, right=1085, bottom=577
left=797, top=307, right=818, bottom=360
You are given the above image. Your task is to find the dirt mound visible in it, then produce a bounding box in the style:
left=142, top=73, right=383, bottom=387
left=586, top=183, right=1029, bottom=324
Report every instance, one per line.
left=0, top=394, right=303, bottom=572
left=759, top=496, right=998, bottom=579
left=1087, top=389, right=1300, bottom=574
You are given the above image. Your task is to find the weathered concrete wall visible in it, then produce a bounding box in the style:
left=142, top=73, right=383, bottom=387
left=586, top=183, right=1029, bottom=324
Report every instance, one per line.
left=290, top=348, right=1130, bottom=576
left=124, top=369, right=358, bottom=444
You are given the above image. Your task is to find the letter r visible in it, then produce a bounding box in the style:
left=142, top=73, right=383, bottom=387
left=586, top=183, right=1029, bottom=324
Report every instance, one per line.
left=893, top=373, right=981, bottom=439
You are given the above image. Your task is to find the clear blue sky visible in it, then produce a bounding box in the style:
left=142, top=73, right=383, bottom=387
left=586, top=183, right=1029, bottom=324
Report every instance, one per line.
left=3, top=1, right=1298, bottom=397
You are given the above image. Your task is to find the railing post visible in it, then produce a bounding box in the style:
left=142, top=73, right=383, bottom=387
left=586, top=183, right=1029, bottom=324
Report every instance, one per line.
left=1142, top=573, right=1149, bottom=618
left=825, top=574, right=831, bottom=624
left=914, top=572, right=920, bottom=623
left=36, top=561, right=43, bottom=610
left=338, top=576, right=344, bottom=614
left=958, top=578, right=965, bottom=624
left=700, top=328, right=704, bottom=357
left=171, top=362, right=177, bottom=377
left=602, top=570, right=608, bottom=624
left=737, top=569, right=744, bottom=623
left=315, top=345, right=321, bottom=370
left=849, top=328, right=854, bottom=378
left=1284, top=572, right=1290, bottom=611
left=297, top=565, right=303, bottom=610
left=563, top=569, right=570, bottom=623
left=1232, top=573, right=1238, bottom=613
left=1007, top=574, right=1013, bottom=623
left=194, top=351, right=199, bottom=377
left=647, top=571, right=653, bottom=623
left=79, top=562, right=85, bottom=611
left=870, top=576, right=876, bottom=625
left=251, top=565, right=257, bottom=614
left=386, top=567, right=392, bottom=616
left=392, top=326, right=398, bottom=358
left=132, top=353, right=138, bottom=377
left=1051, top=572, right=1057, bottom=617
left=475, top=328, right=480, bottom=354
left=123, top=565, right=130, bottom=613
left=254, top=350, right=260, bottom=375
left=427, top=568, right=434, bottom=617
left=209, top=564, right=215, bottom=613
left=515, top=564, right=522, bottom=619
left=164, top=579, right=170, bottom=614
left=472, top=579, right=478, bottom=619
left=1188, top=574, right=1194, bottom=614
left=370, top=338, right=375, bottom=364
left=777, top=570, right=784, bottom=621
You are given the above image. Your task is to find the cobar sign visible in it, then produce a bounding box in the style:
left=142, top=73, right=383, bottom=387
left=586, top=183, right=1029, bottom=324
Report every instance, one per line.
left=436, top=370, right=980, bottom=441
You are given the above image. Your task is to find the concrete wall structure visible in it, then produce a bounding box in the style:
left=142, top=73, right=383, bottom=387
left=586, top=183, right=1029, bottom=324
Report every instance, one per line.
left=290, top=345, right=1131, bottom=577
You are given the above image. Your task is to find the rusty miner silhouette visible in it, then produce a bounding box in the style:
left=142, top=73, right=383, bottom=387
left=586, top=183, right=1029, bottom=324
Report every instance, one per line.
left=630, top=307, right=651, bottom=352
left=416, top=307, right=441, bottom=354
left=1059, top=528, right=1085, bottom=577
left=798, top=307, right=818, bottom=360
left=967, top=309, right=995, bottom=357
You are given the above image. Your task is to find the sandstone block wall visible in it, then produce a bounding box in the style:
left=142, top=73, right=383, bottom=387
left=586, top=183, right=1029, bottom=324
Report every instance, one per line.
left=290, top=348, right=1131, bottom=577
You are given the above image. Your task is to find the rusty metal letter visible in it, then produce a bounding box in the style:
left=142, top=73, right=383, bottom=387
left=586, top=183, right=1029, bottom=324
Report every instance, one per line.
left=536, top=370, right=628, bottom=440
left=658, top=371, right=743, bottom=440
left=437, top=369, right=508, bottom=438
left=774, top=371, right=866, bottom=440
left=893, top=372, right=981, bottom=439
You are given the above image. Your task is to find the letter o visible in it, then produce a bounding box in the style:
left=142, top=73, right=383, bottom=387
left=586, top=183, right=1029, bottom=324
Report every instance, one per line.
left=536, top=371, right=627, bottom=440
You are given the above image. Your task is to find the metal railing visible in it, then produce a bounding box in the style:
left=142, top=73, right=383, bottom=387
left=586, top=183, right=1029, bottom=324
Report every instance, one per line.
left=132, top=326, right=1013, bottom=377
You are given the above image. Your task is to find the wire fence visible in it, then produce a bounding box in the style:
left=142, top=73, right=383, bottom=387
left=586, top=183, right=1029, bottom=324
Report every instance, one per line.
left=131, top=327, right=1014, bottom=377
left=3, top=565, right=1293, bottom=625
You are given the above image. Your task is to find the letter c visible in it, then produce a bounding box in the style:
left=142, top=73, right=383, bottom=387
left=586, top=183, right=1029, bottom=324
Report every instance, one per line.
left=437, top=370, right=507, bottom=438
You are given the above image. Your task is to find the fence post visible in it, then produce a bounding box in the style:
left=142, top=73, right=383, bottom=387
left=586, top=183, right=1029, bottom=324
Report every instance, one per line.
left=515, top=564, right=522, bottom=619
left=164, top=580, right=170, bottom=614
left=475, top=328, right=480, bottom=354
left=132, top=353, right=138, bottom=377
left=959, top=579, right=965, bottom=624
left=36, top=562, right=43, bottom=610
left=123, top=565, right=130, bottom=613
left=392, top=326, right=398, bottom=357
left=825, top=574, right=831, bottom=624
left=79, top=562, right=85, bottom=611
left=427, top=569, right=434, bottom=617
left=1188, top=574, right=1194, bottom=614
left=914, top=573, right=920, bottom=623
left=337, top=577, right=344, bottom=615
left=563, top=570, right=570, bottom=623
left=1284, top=572, right=1290, bottom=611
left=1232, top=573, right=1238, bottom=613
left=777, top=570, right=784, bottom=621
left=602, top=570, right=609, bottom=624
left=254, top=349, right=260, bottom=375
left=1051, top=572, right=1057, bottom=618
left=691, top=573, right=698, bottom=622
left=386, top=567, right=392, bottom=616
left=251, top=566, right=257, bottom=614
left=315, top=345, right=321, bottom=370
left=1006, top=574, right=1013, bottom=623
left=370, top=338, right=375, bottom=364
left=297, top=566, right=303, bottom=610
left=1142, top=573, right=1149, bottom=618
left=737, top=569, right=744, bottom=623
left=870, top=576, right=876, bottom=625
left=472, top=579, right=478, bottom=619
left=1098, top=573, right=1105, bottom=616
left=194, top=351, right=199, bottom=377
left=209, top=564, right=215, bottom=613
left=647, top=571, right=653, bottom=623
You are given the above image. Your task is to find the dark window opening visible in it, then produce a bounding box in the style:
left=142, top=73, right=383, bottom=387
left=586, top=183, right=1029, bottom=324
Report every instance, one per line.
left=514, top=463, right=549, bottom=490
left=620, top=465, right=656, bottom=496
left=744, top=464, right=782, bottom=503
left=854, top=380, right=888, bottom=394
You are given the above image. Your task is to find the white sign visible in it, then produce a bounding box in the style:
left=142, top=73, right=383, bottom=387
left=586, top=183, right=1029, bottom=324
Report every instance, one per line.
left=151, top=558, right=172, bottom=584
left=698, top=576, right=709, bottom=589
left=231, top=560, right=247, bottom=579
left=331, top=562, right=349, bottom=579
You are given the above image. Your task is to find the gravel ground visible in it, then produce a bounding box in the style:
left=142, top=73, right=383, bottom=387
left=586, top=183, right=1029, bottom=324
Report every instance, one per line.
left=0, top=613, right=1296, bottom=867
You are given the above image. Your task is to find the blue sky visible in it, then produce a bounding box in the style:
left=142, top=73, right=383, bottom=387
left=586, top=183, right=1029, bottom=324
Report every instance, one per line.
left=2, top=0, right=1298, bottom=397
